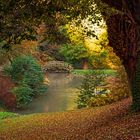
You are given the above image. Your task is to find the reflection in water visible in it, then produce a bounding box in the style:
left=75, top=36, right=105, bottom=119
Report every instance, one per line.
left=17, top=73, right=83, bottom=114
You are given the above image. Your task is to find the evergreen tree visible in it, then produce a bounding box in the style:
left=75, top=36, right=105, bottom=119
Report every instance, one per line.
left=77, top=72, right=107, bottom=108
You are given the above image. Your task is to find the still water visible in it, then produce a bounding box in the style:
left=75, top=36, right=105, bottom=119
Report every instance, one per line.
left=17, top=73, right=83, bottom=114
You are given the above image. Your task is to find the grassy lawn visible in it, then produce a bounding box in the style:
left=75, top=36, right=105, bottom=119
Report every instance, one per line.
left=0, top=98, right=139, bottom=140
left=72, top=69, right=117, bottom=76
left=0, top=112, right=18, bottom=120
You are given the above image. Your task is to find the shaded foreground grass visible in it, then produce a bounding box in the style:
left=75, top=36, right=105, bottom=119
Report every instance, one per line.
left=0, top=98, right=140, bottom=140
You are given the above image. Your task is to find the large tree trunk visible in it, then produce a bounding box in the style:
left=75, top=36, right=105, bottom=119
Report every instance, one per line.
left=81, top=58, right=89, bottom=70
left=128, top=1, right=140, bottom=110
left=98, top=0, right=140, bottom=111
left=82, top=61, right=89, bottom=70
left=131, top=55, right=140, bottom=111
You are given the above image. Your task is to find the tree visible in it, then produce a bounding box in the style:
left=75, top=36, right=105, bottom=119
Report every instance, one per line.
left=77, top=72, right=107, bottom=108
left=0, top=0, right=100, bottom=50
left=1, top=0, right=140, bottom=111
left=59, top=22, right=91, bottom=69
left=91, top=31, right=121, bottom=69
left=0, top=0, right=101, bottom=68
left=96, top=0, right=140, bottom=111
left=59, top=43, right=90, bottom=69
left=4, top=55, right=47, bottom=107
left=59, top=22, right=111, bottom=69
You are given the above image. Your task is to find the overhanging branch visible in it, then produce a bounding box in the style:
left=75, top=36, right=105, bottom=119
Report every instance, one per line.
left=100, top=0, right=123, bottom=11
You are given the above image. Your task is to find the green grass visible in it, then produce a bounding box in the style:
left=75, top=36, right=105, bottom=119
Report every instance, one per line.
left=72, top=69, right=117, bottom=76
left=0, top=112, right=19, bottom=119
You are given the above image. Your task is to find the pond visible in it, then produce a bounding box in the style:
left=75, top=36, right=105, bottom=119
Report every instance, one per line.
left=17, top=73, right=84, bottom=114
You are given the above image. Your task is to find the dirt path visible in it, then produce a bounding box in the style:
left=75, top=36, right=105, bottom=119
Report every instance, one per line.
left=0, top=98, right=140, bottom=140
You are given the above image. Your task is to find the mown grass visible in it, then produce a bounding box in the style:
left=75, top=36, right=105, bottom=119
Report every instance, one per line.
left=0, top=98, right=139, bottom=140
left=72, top=69, right=117, bottom=76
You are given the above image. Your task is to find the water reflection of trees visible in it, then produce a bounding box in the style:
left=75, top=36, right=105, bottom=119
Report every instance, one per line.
left=47, top=73, right=74, bottom=87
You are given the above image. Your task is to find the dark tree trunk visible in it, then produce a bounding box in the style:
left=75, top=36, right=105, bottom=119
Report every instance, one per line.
left=131, top=55, right=140, bottom=111
left=82, top=59, right=89, bottom=70
left=99, top=0, right=140, bottom=111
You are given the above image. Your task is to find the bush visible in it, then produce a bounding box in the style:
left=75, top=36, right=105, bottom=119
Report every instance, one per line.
left=12, top=85, right=33, bottom=107
left=4, top=55, right=47, bottom=107
left=87, top=66, right=130, bottom=108
left=4, top=55, right=44, bottom=84
left=77, top=66, right=130, bottom=108
left=76, top=72, right=107, bottom=108
left=88, top=93, right=117, bottom=107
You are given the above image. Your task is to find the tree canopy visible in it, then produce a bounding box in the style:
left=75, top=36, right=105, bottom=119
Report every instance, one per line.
left=1, top=0, right=140, bottom=111
left=0, top=0, right=102, bottom=49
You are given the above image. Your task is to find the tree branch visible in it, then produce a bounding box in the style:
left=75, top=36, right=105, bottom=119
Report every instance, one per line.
left=100, top=0, right=123, bottom=11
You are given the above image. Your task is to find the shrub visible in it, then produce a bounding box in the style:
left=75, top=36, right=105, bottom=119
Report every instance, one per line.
left=4, top=55, right=47, bottom=107
left=12, top=85, right=33, bottom=107
left=4, top=55, right=44, bottom=84
left=88, top=66, right=130, bottom=107
left=77, top=66, right=130, bottom=108
left=76, top=72, right=107, bottom=108
left=89, top=93, right=116, bottom=107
